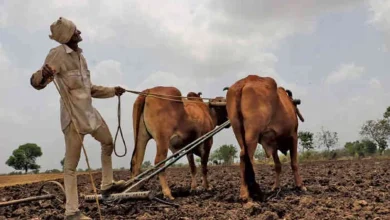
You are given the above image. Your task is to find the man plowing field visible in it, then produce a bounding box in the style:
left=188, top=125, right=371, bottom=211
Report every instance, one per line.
left=30, top=17, right=127, bottom=220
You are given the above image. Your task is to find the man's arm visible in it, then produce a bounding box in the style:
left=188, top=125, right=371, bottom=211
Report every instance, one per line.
left=91, top=84, right=126, bottom=98
left=30, top=48, right=57, bottom=90
left=91, top=84, right=116, bottom=98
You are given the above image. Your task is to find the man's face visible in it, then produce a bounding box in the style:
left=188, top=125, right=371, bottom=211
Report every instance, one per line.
left=69, top=28, right=82, bottom=43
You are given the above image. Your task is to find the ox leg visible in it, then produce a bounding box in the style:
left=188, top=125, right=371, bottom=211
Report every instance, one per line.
left=130, top=119, right=151, bottom=178
left=244, top=130, right=262, bottom=200
left=230, top=119, right=251, bottom=201
left=187, top=152, right=197, bottom=192
left=227, top=101, right=257, bottom=201
left=201, top=139, right=213, bottom=190
left=271, top=151, right=282, bottom=191
left=259, top=130, right=279, bottom=191
left=290, top=136, right=307, bottom=191
left=155, top=138, right=174, bottom=200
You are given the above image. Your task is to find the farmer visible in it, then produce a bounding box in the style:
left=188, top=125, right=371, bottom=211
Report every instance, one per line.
left=30, top=17, right=126, bottom=219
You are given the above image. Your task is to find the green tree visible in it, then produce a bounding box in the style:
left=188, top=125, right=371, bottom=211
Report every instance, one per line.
left=212, top=144, right=238, bottom=165
left=344, top=141, right=364, bottom=157
left=5, top=143, right=43, bottom=174
left=361, top=139, right=377, bottom=155
left=360, top=119, right=390, bottom=155
left=254, top=147, right=265, bottom=160
left=316, top=127, right=338, bottom=151
left=141, top=161, right=152, bottom=169
left=344, top=139, right=377, bottom=157
left=298, top=131, right=314, bottom=152
left=383, top=106, right=390, bottom=119
left=209, top=151, right=221, bottom=164
left=60, top=157, right=65, bottom=170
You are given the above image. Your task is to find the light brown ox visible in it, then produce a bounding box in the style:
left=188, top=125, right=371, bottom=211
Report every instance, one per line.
left=130, top=86, right=229, bottom=200
left=224, top=75, right=306, bottom=202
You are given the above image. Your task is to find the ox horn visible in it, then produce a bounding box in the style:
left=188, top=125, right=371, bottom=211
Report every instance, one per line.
left=223, top=87, right=229, bottom=91
left=197, top=92, right=202, bottom=96
left=293, top=99, right=301, bottom=105
left=286, top=89, right=293, bottom=98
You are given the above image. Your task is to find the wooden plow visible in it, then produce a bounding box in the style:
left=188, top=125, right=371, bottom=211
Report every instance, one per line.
left=0, top=181, right=65, bottom=207
left=82, top=120, right=231, bottom=206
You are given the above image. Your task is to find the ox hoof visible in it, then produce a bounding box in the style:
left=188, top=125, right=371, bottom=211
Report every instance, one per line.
left=298, top=185, right=307, bottom=192
left=201, top=182, right=213, bottom=191
left=204, top=185, right=214, bottom=191
left=271, top=186, right=280, bottom=192
left=190, top=187, right=198, bottom=194
left=162, top=191, right=175, bottom=200
left=243, top=201, right=256, bottom=210
left=163, top=194, right=175, bottom=200
left=239, top=194, right=250, bottom=202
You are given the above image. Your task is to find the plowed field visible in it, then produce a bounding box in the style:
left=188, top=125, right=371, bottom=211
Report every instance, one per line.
left=1, top=158, right=389, bottom=219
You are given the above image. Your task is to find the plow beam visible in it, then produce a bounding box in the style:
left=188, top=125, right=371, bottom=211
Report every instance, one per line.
left=123, top=120, right=230, bottom=193
left=124, top=120, right=231, bottom=188
left=82, top=120, right=231, bottom=205
left=0, top=194, right=55, bottom=207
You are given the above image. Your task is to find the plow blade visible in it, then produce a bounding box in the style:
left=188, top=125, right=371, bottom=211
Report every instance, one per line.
left=83, top=191, right=154, bottom=202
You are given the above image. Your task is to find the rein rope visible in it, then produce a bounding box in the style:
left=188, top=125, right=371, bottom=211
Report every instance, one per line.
left=112, top=89, right=220, bottom=157
left=125, top=89, right=215, bottom=101
left=113, top=95, right=127, bottom=157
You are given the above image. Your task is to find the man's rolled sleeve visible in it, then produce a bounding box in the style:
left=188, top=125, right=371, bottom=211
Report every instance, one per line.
left=30, top=48, right=57, bottom=90
left=91, top=85, right=116, bottom=98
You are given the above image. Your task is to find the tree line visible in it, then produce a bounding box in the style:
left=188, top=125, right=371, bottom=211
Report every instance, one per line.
left=298, top=106, right=390, bottom=158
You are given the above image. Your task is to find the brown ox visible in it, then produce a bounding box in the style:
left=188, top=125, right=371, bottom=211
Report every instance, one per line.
left=224, top=75, right=306, bottom=201
left=130, top=86, right=228, bottom=200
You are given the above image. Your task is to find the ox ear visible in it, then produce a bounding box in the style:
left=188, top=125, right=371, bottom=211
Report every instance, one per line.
left=223, top=87, right=229, bottom=91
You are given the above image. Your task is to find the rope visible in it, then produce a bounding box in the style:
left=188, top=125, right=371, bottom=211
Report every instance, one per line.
left=113, top=95, right=127, bottom=157
left=113, top=89, right=208, bottom=158
left=125, top=90, right=209, bottom=104
left=125, top=89, right=215, bottom=101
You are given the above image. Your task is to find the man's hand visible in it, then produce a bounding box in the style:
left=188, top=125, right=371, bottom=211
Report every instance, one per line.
left=115, top=86, right=126, bottom=96
left=42, top=64, right=55, bottom=79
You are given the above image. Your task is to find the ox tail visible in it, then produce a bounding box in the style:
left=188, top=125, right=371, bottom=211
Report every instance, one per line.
left=130, top=89, right=149, bottom=174
left=237, top=84, right=260, bottom=197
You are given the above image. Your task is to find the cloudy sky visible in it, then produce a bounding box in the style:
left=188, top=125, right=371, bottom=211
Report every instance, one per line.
left=1, top=0, right=390, bottom=174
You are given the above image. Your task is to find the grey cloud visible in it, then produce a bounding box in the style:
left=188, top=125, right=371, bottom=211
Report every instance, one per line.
left=367, top=0, right=390, bottom=47
left=325, top=63, right=365, bottom=84
left=209, top=0, right=364, bottom=22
